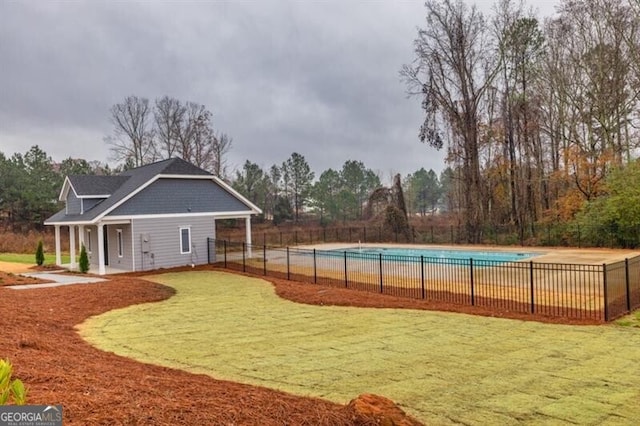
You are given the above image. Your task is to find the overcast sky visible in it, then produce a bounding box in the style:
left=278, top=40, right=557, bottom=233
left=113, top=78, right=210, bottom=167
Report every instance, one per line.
left=0, top=0, right=559, bottom=181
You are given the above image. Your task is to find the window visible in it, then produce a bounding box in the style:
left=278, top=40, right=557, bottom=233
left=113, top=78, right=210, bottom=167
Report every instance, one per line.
left=180, top=227, right=191, bottom=254
left=117, top=229, right=123, bottom=258
left=87, top=229, right=92, bottom=253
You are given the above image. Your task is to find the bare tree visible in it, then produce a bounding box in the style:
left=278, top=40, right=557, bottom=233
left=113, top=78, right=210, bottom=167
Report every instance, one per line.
left=212, top=132, right=233, bottom=178
left=152, top=97, right=233, bottom=174
left=154, top=96, right=184, bottom=159
left=106, top=96, right=155, bottom=167
left=493, top=0, right=545, bottom=234
left=402, top=0, right=499, bottom=242
left=190, top=110, right=215, bottom=170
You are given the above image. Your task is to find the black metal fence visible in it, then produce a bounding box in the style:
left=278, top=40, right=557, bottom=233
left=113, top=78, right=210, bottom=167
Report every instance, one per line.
left=216, top=222, right=640, bottom=249
left=207, top=239, right=640, bottom=322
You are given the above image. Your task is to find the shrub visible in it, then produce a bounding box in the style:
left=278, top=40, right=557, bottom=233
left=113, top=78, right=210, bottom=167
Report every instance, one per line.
left=35, top=240, right=45, bottom=266
left=0, top=359, right=27, bottom=405
left=79, top=244, right=89, bottom=273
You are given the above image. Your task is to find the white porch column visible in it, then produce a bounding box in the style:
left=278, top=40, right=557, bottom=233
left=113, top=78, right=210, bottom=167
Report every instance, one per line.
left=97, top=223, right=106, bottom=275
left=54, top=225, right=61, bottom=266
left=78, top=225, right=85, bottom=250
left=245, top=216, right=252, bottom=258
left=69, top=226, right=77, bottom=269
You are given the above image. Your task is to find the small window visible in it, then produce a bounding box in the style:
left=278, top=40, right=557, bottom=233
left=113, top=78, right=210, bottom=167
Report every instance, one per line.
left=180, top=227, right=191, bottom=254
left=117, top=229, right=124, bottom=258
left=87, top=229, right=92, bottom=253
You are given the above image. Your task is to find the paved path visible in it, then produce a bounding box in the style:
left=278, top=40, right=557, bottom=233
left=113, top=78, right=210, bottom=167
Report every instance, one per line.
left=9, top=272, right=107, bottom=290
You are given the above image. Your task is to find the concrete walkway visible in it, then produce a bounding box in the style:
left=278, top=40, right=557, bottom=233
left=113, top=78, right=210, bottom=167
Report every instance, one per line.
left=10, top=271, right=107, bottom=290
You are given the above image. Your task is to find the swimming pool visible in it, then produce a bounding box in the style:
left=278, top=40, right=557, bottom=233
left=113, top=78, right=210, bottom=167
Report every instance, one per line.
left=321, top=246, right=540, bottom=265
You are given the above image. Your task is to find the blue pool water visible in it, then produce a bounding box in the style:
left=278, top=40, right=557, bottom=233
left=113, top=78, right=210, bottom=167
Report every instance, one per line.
left=324, top=246, right=540, bottom=264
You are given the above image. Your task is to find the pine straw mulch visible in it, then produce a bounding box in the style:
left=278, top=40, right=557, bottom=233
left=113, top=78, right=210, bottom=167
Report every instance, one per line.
left=1, top=270, right=424, bottom=426
left=0, top=271, right=51, bottom=286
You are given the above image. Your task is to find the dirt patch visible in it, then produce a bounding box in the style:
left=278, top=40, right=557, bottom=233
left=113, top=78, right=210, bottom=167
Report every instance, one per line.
left=1, top=275, right=421, bottom=425
left=0, top=261, right=34, bottom=274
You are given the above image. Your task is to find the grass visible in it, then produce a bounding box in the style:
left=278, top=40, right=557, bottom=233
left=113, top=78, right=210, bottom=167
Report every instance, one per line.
left=615, top=310, right=640, bottom=328
left=0, top=252, right=70, bottom=265
left=79, top=271, right=640, bottom=425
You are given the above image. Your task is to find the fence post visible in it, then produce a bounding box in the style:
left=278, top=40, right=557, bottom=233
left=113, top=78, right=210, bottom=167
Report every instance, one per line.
left=224, top=240, right=227, bottom=268
left=287, top=247, right=290, bottom=280
left=313, top=249, right=317, bottom=284
left=530, top=261, right=535, bottom=314
left=263, top=232, right=266, bottom=247
left=625, top=258, right=631, bottom=312
left=263, top=245, right=267, bottom=276
left=379, top=253, right=383, bottom=293
left=242, top=242, right=246, bottom=272
left=470, top=258, right=475, bottom=306
left=603, top=263, right=608, bottom=321
left=421, top=255, right=425, bottom=299
left=344, top=251, right=348, bottom=288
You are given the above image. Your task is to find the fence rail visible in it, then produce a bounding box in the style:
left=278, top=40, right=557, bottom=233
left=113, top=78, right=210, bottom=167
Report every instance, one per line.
left=216, top=222, right=640, bottom=249
left=207, top=239, right=640, bottom=322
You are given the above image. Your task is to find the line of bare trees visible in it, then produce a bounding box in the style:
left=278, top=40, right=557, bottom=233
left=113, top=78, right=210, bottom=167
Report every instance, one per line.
left=106, top=95, right=232, bottom=176
left=403, top=0, right=640, bottom=243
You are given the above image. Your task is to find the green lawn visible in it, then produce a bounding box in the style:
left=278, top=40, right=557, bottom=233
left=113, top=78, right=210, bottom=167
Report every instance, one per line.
left=80, top=271, right=640, bottom=425
left=0, top=252, right=70, bottom=265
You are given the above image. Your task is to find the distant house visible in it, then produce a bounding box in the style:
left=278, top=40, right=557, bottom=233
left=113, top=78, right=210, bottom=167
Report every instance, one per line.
left=44, top=158, right=261, bottom=275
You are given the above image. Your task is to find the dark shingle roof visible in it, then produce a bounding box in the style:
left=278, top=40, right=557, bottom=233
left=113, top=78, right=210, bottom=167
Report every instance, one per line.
left=46, top=158, right=217, bottom=224
left=68, top=175, right=130, bottom=196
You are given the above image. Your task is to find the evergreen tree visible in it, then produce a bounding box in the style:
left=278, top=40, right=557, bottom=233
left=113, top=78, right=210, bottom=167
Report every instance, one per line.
left=79, top=245, right=89, bottom=273
left=35, top=240, right=44, bottom=266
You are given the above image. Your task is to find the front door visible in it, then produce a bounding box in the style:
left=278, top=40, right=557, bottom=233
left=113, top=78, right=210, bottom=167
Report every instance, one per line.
left=103, top=225, right=109, bottom=266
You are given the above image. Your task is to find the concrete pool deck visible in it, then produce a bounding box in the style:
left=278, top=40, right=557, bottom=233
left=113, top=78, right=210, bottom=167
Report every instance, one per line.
left=295, top=243, right=640, bottom=265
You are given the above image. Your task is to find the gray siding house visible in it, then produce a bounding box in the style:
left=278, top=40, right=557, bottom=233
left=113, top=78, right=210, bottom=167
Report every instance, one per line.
left=44, top=158, right=261, bottom=275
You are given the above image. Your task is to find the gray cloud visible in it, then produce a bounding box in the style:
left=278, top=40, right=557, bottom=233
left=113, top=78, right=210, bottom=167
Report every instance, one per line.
left=0, top=0, right=557, bottom=181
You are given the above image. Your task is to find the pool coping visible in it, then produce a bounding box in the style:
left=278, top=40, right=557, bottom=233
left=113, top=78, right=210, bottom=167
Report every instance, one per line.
left=295, top=243, right=640, bottom=265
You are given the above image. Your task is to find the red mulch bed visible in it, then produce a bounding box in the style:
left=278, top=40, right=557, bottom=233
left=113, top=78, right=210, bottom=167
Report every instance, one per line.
left=1, top=271, right=423, bottom=425
left=0, top=271, right=50, bottom=286
left=221, top=266, right=603, bottom=326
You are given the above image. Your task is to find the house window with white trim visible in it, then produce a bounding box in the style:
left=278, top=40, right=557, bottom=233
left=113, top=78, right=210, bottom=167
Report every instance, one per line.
left=87, top=229, right=92, bottom=253
left=117, top=229, right=124, bottom=258
left=180, top=227, right=191, bottom=254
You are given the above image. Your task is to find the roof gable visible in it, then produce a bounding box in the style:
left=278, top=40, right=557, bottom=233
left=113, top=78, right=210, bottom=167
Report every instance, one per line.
left=109, top=178, right=255, bottom=216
